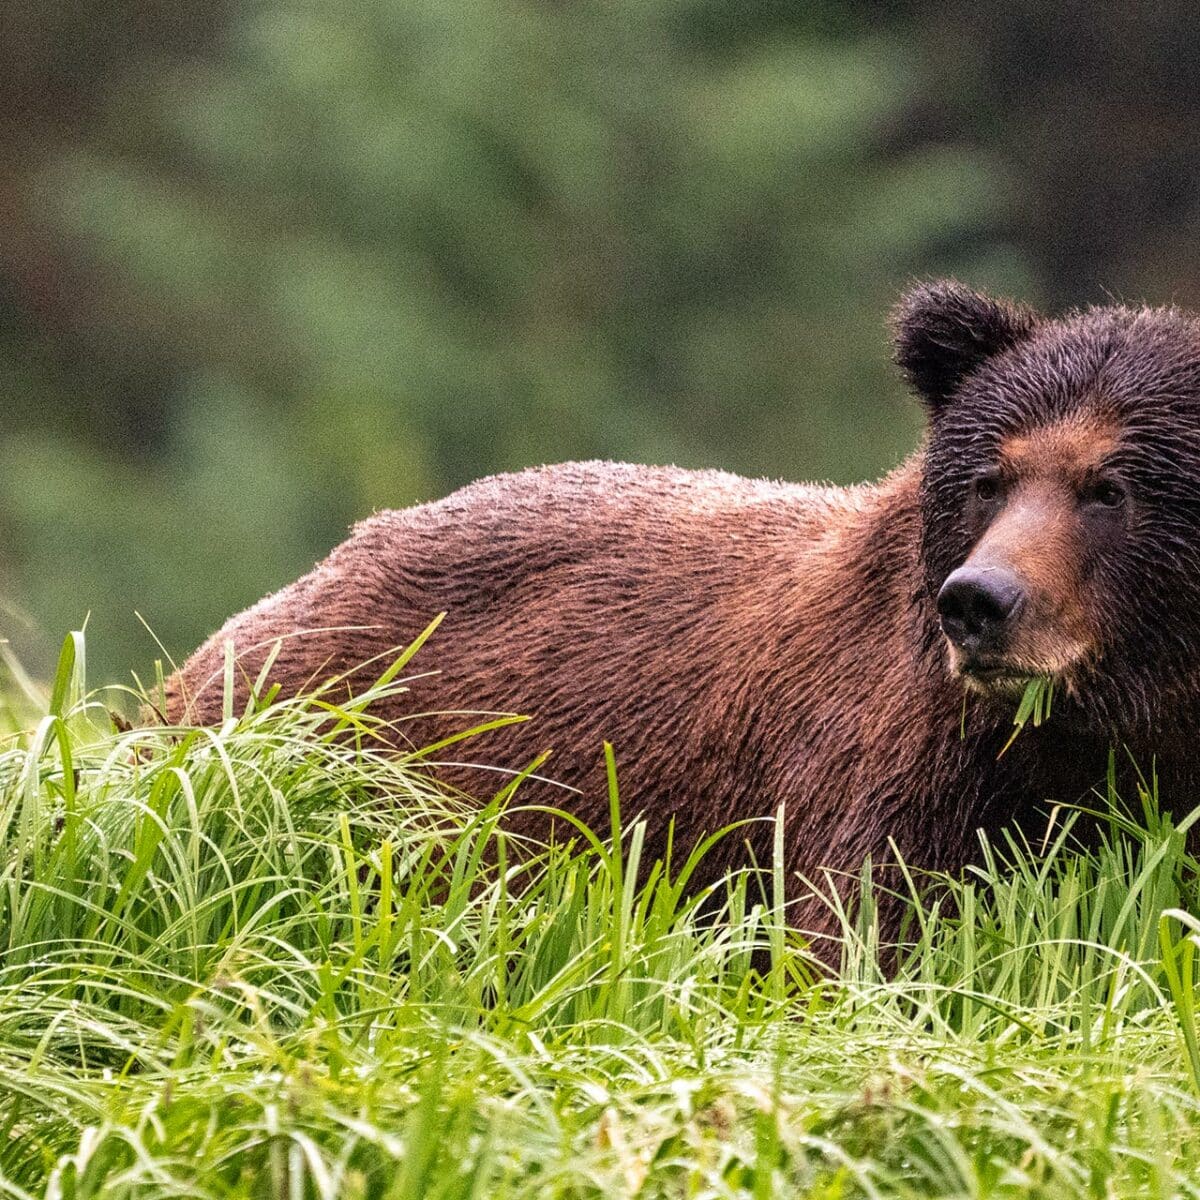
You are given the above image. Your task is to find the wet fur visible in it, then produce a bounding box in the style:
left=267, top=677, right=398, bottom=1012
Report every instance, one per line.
left=166, top=282, right=1200, bottom=943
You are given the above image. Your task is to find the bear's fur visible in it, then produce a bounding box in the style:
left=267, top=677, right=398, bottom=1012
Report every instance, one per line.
left=166, top=281, right=1200, bottom=944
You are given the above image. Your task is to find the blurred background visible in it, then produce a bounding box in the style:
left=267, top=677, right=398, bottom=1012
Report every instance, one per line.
left=2, top=0, right=1197, bottom=683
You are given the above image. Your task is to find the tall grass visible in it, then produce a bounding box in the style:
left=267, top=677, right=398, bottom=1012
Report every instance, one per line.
left=1, top=632, right=1200, bottom=1198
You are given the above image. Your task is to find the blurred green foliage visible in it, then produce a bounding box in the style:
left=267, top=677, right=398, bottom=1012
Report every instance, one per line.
left=5, top=0, right=1189, bottom=682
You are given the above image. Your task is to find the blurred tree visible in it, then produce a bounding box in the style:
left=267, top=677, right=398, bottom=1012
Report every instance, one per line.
left=907, top=0, right=1200, bottom=309
left=0, top=0, right=1021, bottom=681
left=0, top=1, right=229, bottom=449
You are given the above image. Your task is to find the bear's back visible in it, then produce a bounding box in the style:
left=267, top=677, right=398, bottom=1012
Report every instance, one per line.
left=339, top=460, right=859, bottom=615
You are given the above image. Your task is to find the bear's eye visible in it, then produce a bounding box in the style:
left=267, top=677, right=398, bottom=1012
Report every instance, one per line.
left=1082, top=479, right=1126, bottom=509
left=973, top=473, right=1003, bottom=503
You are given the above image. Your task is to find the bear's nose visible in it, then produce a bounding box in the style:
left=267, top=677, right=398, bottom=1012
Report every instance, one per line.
left=936, top=566, right=1026, bottom=655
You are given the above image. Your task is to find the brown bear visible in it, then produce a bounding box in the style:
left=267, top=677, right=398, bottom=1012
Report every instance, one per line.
left=165, top=280, right=1200, bottom=944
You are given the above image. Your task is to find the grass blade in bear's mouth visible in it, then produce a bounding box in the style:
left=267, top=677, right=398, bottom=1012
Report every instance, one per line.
left=999, top=675, right=1056, bottom=756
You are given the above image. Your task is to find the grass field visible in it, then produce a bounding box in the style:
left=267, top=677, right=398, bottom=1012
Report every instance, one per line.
left=3, top=634, right=1200, bottom=1198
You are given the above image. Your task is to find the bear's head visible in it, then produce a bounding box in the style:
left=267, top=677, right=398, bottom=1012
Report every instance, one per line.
left=894, top=280, right=1200, bottom=738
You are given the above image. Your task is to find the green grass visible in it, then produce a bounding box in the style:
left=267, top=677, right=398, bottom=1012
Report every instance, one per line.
left=999, top=677, right=1054, bottom=757
left=3, top=634, right=1200, bottom=1198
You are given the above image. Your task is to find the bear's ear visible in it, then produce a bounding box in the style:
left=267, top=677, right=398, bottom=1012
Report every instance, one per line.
left=892, top=280, right=1040, bottom=412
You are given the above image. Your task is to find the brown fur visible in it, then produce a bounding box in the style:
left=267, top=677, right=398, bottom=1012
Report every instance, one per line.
left=166, top=459, right=1028, bottom=945
left=170, top=281, right=1200, bottom=950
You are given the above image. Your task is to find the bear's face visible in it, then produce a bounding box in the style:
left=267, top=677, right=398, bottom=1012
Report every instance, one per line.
left=895, top=281, right=1200, bottom=735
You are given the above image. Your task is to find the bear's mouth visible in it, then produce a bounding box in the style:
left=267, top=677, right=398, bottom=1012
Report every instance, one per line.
left=956, top=657, right=1041, bottom=696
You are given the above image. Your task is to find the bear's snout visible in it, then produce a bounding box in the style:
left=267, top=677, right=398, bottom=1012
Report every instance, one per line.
left=937, top=565, right=1027, bottom=659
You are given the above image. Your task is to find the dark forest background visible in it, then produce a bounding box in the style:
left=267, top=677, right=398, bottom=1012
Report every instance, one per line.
left=3, top=0, right=1198, bottom=682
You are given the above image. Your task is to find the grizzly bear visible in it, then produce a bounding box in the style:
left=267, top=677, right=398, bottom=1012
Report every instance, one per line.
left=165, top=281, right=1200, bottom=945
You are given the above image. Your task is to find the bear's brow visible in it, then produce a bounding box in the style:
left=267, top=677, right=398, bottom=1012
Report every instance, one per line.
left=999, top=414, right=1121, bottom=480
